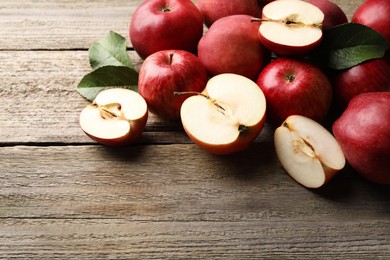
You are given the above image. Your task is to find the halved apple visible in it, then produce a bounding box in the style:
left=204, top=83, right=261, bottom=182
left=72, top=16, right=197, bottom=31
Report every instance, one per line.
left=79, top=88, right=148, bottom=146
left=257, top=0, right=324, bottom=56
left=180, top=73, right=267, bottom=154
left=274, top=115, right=345, bottom=188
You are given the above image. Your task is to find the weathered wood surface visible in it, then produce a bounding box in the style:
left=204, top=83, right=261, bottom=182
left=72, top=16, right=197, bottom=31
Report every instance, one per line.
left=0, top=0, right=363, bottom=50
left=1, top=145, right=390, bottom=258
left=0, top=0, right=389, bottom=258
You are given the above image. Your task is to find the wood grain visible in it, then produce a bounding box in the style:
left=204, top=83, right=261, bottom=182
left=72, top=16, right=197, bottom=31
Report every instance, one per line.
left=1, top=144, right=389, bottom=258
left=0, top=0, right=141, bottom=50
left=0, top=50, right=193, bottom=144
left=0, top=219, right=389, bottom=259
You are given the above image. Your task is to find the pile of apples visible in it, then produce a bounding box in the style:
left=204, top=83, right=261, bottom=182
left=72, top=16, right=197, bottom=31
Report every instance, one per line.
left=79, top=0, right=390, bottom=188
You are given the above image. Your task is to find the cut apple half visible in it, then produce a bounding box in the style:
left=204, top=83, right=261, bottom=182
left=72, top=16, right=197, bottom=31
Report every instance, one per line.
left=257, top=0, right=324, bottom=56
left=180, top=73, right=267, bottom=154
left=274, top=115, right=345, bottom=188
left=79, top=88, right=148, bottom=146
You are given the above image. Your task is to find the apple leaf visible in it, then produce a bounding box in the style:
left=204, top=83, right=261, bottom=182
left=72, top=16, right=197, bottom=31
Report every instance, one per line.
left=89, top=31, right=133, bottom=70
left=320, top=23, right=389, bottom=70
left=77, top=66, right=139, bottom=101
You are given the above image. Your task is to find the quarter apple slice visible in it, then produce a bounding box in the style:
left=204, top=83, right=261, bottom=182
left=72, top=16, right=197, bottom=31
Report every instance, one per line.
left=79, top=88, right=148, bottom=146
left=274, top=115, right=345, bottom=188
left=180, top=73, right=267, bottom=154
left=257, top=0, right=324, bottom=56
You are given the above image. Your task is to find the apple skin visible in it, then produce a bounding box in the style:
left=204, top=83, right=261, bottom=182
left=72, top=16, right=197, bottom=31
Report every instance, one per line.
left=196, top=0, right=262, bottom=28
left=129, top=0, right=203, bottom=59
left=307, top=0, right=348, bottom=30
left=257, top=33, right=322, bottom=57
left=138, top=50, right=208, bottom=120
left=332, top=92, right=390, bottom=185
left=198, top=15, right=269, bottom=81
left=256, top=58, right=332, bottom=126
left=183, top=118, right=266, bottom=155
left=332, top=54, right=390, bottom=108
left=352, top=0, right=390, bottom=43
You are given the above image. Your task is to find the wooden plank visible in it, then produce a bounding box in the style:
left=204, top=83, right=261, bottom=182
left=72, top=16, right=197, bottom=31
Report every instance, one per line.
left=0, top=144, right=389, bottom=258
left=0, top=0, right=365, bottom=50
left=0, top=0, right=141, bottom=50
left=0, top=219, right=388, bottom=259
left=0, top=50, right=198, bottom=144
left=1, top=144, right=389, bottom=220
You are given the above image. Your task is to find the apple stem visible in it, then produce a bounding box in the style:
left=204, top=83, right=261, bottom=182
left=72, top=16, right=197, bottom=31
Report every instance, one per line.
left=160, top=6, right=172, bottom=12
left=174, top=91, right=202, bottom=97
left=169, top=52, right=174, bottom=65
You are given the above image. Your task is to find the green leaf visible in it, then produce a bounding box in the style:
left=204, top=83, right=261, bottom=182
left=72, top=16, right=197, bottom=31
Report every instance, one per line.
left=88, top=31, right=133, bottom=70
left=320, top=23, right=389, bottom=70
left=77, top=66, right=139, bottom=101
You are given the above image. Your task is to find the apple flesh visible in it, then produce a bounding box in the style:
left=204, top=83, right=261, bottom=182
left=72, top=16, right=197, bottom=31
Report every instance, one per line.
left=198, top=14, right=269, bottom=81
left=352, top=0, right=390, bottom=43
left=79, top=88, right=148, bottom=146
left=138, top=50, right=208, bottom=120
left=333, top=92, right=390, bottom=185
left=180, top=73, right=267, bottom=155
left=129, top=0, right=203, bottom=59
left=332, top=54, right=390, bottom=108
left=307, top=0, right=348, bottom=30
left=274, top=115, right=345, bottom=188
left=197, top=0, right=262, bottom=27
left=256, top=57, right=333, bottom=126
left=257, top=0, right=324, bottom=56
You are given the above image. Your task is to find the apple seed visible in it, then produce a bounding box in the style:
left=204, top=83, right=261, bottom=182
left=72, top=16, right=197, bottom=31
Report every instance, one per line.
left=95, top=102, right=125, bottom=120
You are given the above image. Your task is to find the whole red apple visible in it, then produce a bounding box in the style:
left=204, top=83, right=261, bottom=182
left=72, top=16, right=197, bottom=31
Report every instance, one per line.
left=332, top=54, right=390, bottom=108
left=307, top=0, right=348, bottom=30
left=198, top=14, right=269, bottom=81
left=130, top=0, right=203, bottom=59
left=197, top=0, right=262, bottom=27
left=352, top=0, right=390, bottom=43
left=256, top=57, right=332, bottom=125
left=138, top=50, right=208, bottom=120
left=333, top=92, right=390, bottom=185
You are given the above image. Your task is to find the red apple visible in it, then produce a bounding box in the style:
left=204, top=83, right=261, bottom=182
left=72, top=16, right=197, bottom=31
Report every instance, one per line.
left=79, top=88, right=148, bottom=146
left=257, top=0, right=324, bottom=56
left=307, top=0, right=348, bottom=30
left=180, top=73, right=267, bottom=155
left=138, top=50, right=208, bottom=120
left=352, top=0, right=390, bottom=43
left=129, top=0, right=203, bottom=59
left=196, top=0, right=262, bottom=27
left=333, top=92, right=390, bottom=185
left=332, top=55, right=390, bottom=108
left=256, top=57, right=332, bottom=125
left=197, top=14, right=269, bottom=81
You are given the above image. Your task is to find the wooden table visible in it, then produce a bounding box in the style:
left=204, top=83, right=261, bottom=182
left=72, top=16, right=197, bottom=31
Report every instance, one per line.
left=1, top=0, right=389, bottom=258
